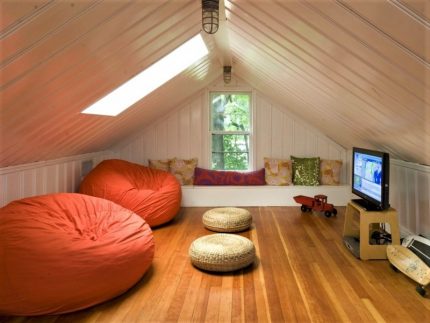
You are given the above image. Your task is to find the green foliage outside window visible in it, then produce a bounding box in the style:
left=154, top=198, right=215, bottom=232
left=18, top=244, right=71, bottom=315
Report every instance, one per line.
left=210, top=93, right=251, bottom=170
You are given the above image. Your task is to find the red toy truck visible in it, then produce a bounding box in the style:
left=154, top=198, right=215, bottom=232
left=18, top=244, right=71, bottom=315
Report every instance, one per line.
left=294, top=194, right=337, bottom=218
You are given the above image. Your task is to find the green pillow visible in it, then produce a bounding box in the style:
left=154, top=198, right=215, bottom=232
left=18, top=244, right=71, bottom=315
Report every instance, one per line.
left=291, top=156, right=320, bottom=186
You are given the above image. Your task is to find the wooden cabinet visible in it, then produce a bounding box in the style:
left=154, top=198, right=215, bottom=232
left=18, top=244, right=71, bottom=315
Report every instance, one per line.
left=343, top=201, right=401, bottom=260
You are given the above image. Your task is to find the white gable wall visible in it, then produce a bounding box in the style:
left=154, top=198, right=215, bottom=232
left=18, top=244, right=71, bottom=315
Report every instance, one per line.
left=114, top=78, right=348, bottom=183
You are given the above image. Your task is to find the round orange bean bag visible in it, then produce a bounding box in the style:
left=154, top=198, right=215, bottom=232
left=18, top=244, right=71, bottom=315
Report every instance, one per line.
left=79, top=159, right=181, bottom=227
left=0, top=193, right=154, bottom=316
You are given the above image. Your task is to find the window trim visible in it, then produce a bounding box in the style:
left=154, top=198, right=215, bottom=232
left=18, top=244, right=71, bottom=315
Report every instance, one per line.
left=208, top=91, right=254, bottom=171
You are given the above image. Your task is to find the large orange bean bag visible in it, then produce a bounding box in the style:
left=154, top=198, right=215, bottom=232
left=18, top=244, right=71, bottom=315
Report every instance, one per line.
left=0, top=193, right=154, bottom=316
left=79, top=159, right=181, bottom=227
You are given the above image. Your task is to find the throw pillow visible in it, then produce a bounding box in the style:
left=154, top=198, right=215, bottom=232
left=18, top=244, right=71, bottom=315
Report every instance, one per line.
left=263, top=157, right=292, bottom=185
left=320, top=159, right=342, bottom=185
left=291, top=156, right=320, bottom=186
left=148, top=159, right=170, bottom=172
left=193, top=167, right=266, bottom=185
left=169, top=158, right=198, bottom=185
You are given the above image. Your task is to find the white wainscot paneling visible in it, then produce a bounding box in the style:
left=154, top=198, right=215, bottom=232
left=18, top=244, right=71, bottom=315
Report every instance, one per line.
left=390, top=159, right=430, bottom=237
left=0, top=151, right=114, bottom=207
left=255, top=94, right=347, bottom=182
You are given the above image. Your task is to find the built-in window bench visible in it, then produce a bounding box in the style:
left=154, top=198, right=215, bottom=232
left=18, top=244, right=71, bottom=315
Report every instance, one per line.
left=181, top=185, right=350, bottom=207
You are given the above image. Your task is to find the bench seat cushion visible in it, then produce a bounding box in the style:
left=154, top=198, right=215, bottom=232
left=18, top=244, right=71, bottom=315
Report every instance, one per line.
left=193, top=167, right=265, bottom=186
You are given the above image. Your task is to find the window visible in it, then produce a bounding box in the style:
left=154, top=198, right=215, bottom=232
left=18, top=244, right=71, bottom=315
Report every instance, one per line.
left=210, top=92, right=252, bottom=170
left=81, top=34, right=208, bottom=116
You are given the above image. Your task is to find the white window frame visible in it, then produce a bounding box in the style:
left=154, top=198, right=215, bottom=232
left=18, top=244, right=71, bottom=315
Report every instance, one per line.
left=208, top=90, right=255, bottom=171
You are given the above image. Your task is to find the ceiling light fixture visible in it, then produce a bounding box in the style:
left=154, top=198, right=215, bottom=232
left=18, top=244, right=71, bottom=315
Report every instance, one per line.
left=223, top=66, right=232, bottom=83
left=202, top=0, right=219, bottom=34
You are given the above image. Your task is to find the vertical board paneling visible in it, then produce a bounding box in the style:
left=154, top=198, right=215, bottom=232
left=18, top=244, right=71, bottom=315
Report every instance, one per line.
left=317, top=138, right=330, bottom=159
left=22, top=169, right=35, bottom=197
left=66, top=162, right=75, bottom=192
left=390, top=160, right=430, bottom=237
left=155, top=123, right=168, bottom=159
left=418, top=174, right=430, bottom=235
left=6, top=173, right=21, bottom=203
left=256, top=96, right=272, bottom=168
left=0, top=151, right=112, bottom=207
left=168, top=113, right=180, bottom=158
left=271, top=107, right=283, bottom=156
left=190, top=97, right=203, bottom=163
left=282, top=116, right=294, bottom=157
left=293, top=124, right=307, bottom=157
left=45, top=164, right=57, bottom=194
left=179, top=106, right=191, bottom=158
left=116, top=87, right=348, bottom=181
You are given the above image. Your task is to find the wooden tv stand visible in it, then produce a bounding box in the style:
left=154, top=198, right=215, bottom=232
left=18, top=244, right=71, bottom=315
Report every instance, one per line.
left=343, top=201, right=400, bottom=260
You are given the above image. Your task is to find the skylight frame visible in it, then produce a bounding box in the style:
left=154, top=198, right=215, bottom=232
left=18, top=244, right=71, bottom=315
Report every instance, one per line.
left=81, top=34, right=209, bottom=117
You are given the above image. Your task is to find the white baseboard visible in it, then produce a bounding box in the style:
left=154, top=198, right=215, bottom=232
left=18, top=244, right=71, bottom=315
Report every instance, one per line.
left=181, top=185, right=350, bottom=207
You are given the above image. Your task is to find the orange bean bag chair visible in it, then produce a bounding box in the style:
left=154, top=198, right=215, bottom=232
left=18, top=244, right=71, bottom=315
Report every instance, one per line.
left=79, top=159, right=181, bottom=227
left=0, top=193, right=154, bottom=316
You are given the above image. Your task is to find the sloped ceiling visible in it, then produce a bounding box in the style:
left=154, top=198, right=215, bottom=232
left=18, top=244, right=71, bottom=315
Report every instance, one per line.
left=226, top=0, right=429, bottom=165
left=0, top=0, right=221, bottom=167
left=0, top=0, right=429, bottom=168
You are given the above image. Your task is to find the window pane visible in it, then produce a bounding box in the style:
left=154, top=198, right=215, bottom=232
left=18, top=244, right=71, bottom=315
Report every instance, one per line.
left=212, top=134, right=249, bottom=170
left=211, top=93, right=250, bottom=131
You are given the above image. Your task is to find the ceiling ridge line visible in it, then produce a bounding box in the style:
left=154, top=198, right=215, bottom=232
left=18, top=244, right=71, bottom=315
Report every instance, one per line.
left=334, top=0, right=429, bottom=67
left=0, top=0, right=56, bottom=39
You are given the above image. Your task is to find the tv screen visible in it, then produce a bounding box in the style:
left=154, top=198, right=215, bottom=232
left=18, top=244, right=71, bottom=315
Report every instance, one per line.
left=352, top=147, right=390, bottom=210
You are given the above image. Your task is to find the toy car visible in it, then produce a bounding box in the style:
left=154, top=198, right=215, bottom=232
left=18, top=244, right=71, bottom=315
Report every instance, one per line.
left=293, top=194, right=337, bottom=218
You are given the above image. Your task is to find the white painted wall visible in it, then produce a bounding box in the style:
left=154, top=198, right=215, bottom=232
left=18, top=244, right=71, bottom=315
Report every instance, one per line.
left=390, top=160, right=430, bottom=237
left=0, top=151, right=114, bottom=207
left=115, top=78, right=348, bottom=182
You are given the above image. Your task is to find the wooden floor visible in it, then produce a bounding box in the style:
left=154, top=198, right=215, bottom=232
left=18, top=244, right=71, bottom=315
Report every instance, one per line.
left=2, top=207, right=430, bottom=322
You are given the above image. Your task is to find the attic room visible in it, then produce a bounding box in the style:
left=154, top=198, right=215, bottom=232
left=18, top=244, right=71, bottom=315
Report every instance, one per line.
left=0, top=0, right=429, bottom=321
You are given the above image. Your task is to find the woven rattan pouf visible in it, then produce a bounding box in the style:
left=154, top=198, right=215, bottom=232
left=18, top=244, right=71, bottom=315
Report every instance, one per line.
left=202, top=207, right=252, bottom=232
left=189, top=234, right=255, bottom=272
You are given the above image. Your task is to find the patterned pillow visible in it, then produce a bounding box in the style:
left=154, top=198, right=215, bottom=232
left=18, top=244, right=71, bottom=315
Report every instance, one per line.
left=148, top=159, right=170, bottom=172
left=291, top=156, right=320, bottom=186
left=169, top=158, right=198, bottom=185
left=194, top=167, right=266, bottom=185
left=320, top=159, right=342, bottom=185
left=263, top=157, right=292, bottom=185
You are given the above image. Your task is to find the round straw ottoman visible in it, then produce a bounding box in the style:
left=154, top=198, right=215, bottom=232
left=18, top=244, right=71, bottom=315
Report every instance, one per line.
left=189, top=234, right=255, bottom=272
left=202, top=207, right=252, bottom=232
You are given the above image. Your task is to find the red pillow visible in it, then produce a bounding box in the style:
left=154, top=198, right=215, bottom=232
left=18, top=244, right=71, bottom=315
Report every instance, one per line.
left=193, top=167, right=266, bottom=185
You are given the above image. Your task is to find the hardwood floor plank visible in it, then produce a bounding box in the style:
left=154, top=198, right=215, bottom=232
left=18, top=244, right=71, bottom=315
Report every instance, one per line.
left=218, top=275, right=233, bottom=323
left=2, top=206, right=430, bottom=322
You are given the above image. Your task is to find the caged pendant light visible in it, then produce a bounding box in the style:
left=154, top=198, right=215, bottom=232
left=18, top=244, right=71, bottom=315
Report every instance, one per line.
left=223, top=66, right=232, bottom=83
left=202, top=0, right=219, bottom=34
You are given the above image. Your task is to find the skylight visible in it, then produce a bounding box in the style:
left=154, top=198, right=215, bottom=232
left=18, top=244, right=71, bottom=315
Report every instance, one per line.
left=81, top=34, right=209, bottom=116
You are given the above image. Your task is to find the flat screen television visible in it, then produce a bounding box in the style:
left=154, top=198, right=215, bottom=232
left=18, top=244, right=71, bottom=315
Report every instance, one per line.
left=352, top=147, right=390, bottom=211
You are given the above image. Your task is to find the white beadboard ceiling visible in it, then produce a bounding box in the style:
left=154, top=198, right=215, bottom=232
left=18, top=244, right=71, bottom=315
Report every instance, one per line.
left=0, top=0, right=429, bottom=168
